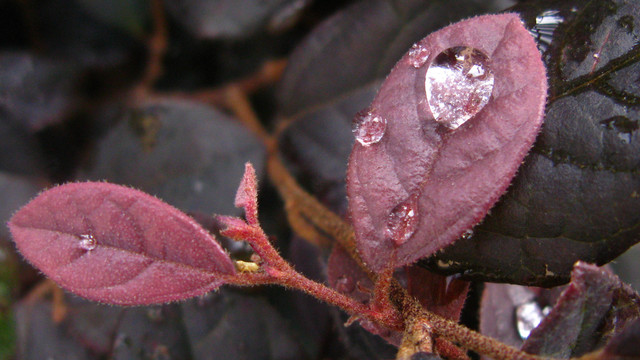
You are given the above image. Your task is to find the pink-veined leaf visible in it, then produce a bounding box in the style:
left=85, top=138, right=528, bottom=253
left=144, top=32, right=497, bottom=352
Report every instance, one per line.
left=9, top=182, right=236, bottom=305
left=347, top=13, right=548, bottom=271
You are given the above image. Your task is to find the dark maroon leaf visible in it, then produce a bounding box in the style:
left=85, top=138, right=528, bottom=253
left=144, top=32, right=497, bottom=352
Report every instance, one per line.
left=0, top=172, right=42, bottom=242
left=111, top=304, right=191, bottom=360
left=347, top=13, right=547, bottom=271
left=601, top=318, right=640, bottom=359
left=33, top=0, right=143, bottom=68
left=163, top=0, right=309, bottom=39
left=9, top=181, right=236, bottom=305
left=522, top=262, right=640, bottom=358
left=78, top=98, right=266, bottom=216
left=181, top=288, right=306, bottom=360
left=479, top=283, right=564, bottom=352
left=0, top=51, right=80, bottom=131
left=14, top=298, right=93, bottom=360
left=405, top=266, right=469, bottom=321
left=423, top=0, right=640, bottom=286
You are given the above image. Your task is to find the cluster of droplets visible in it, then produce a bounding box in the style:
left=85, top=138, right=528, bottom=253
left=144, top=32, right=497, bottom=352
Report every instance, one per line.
left=385, top=193, right=420, bottom=246
left=352, top=109, right=387, bottom=146
left=425, top=46, right=495, bottom=130
left=79, top=234, right=97, bottom=251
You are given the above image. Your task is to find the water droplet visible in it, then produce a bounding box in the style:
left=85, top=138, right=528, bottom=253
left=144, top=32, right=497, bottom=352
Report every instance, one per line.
left=515, top=301, right=545, bottom=340
left=408, top=43, right=430, bottom=68
left=79, top=234, right=97, bottom=251
left=425, top=46, right=494, bottom=130
left=385, top=194, right=420, bottom=246
left=335, top=275, right=355, bottom=293
left=461, top=229, right=474, bottom=239
left=352, top=110, right=387, bottom=146
left=529, top=10, right=563, bottom=52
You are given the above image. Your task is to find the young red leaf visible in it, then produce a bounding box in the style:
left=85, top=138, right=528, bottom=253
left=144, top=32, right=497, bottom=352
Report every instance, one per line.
left=9, top=182, right=236, bottom=305
left=234, top=162, right=259, bottom=226
left=347, top=13, right=547, bottom=271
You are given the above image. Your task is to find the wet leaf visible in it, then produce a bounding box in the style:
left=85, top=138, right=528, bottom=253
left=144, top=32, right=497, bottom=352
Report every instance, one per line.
left=79, top=98, right=266, bottom=216
left=423, top=0, right=640, bottom=286
left=347, top=13, right=547, bottom=271
left=277, top=1, right=501, bottom=212
left=522, top=262, right=640, bottom=358
left=9, top=181, right=236, bottom=305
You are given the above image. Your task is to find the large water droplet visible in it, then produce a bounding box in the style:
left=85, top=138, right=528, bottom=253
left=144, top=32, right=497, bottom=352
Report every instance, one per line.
left=408, top=43, right=430, bottom=68
left=79, top=234, right=97, bottom=251
left=425, top=46, right=494, bottom=130
left=352, top=110, right=387, bottom=146
left=515, top=301, right=545, bottom=339
left=385, top=194, right=419, bottom=246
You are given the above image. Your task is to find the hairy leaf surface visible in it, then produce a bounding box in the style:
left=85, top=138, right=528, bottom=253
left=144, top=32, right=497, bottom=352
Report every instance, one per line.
left=423, top=0, right=640, bottom=286
left=347, top=13, right=547, bottom=271
left=9, top=182, right=236, bottom=305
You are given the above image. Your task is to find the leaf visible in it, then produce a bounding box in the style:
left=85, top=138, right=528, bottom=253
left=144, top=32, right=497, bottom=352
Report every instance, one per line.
left=600, top=318, right=640, bottom=359
left=78, top=98, right=266, bottom=216
left=0, top=172, right=42, bottom=242
left=479, top=283, right=563, bottom=353
left=522, top=262, right=640, bottom=358
left=0, top=51, right=80, bottom=131
left=180, top=288, right=307, bottom=360
left=14, top=298, right=93, bottom=360
left=423, top=0, right=640, bottom=286
left=163, top=0, right=309, bottom=39
left=277, top=1, right=503, bottom=212
left=346, top=13, right=547, bottom=271
left=9, top=182, right=236, bottom=305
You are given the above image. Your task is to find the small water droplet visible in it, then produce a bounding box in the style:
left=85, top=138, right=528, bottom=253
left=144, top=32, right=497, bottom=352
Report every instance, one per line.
left=408, top=43, right=430, bottom=68
left=335, top=275, right=355, bottom=293
left=352, top=110, right=387, bottom=146
left=385, top=194, right=420, bottom=246
left=515, top=301, right=545, bottom=340
left=79, top=234, right=97, bottom=251
left=425, top=46, right=495, bottom=130
left=461, top=229, right=474, bottom=239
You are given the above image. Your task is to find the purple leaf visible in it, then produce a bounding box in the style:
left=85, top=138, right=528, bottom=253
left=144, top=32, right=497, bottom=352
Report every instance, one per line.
left=78, top=98, right=266, bottom=216
left=9, top=182, right=236, bottom=305
left=522, top=262, right=640, bottom=358
left=422, top=0, right=640, bottom=287
left=347, top=13, right=547, bottom=271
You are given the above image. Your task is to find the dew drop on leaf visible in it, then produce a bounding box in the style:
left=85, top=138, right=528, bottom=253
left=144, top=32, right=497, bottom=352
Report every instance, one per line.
left=515, top=301, right=548, bottom=340
left=407, top=43, right=430, bottom=68
left=425, top=46, right=494, bottom=130
left=385, top=193, right=420, bottom=246
left=78, top=234, right=97, bottom=251
left=352, top=110, right=387, bottom=146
